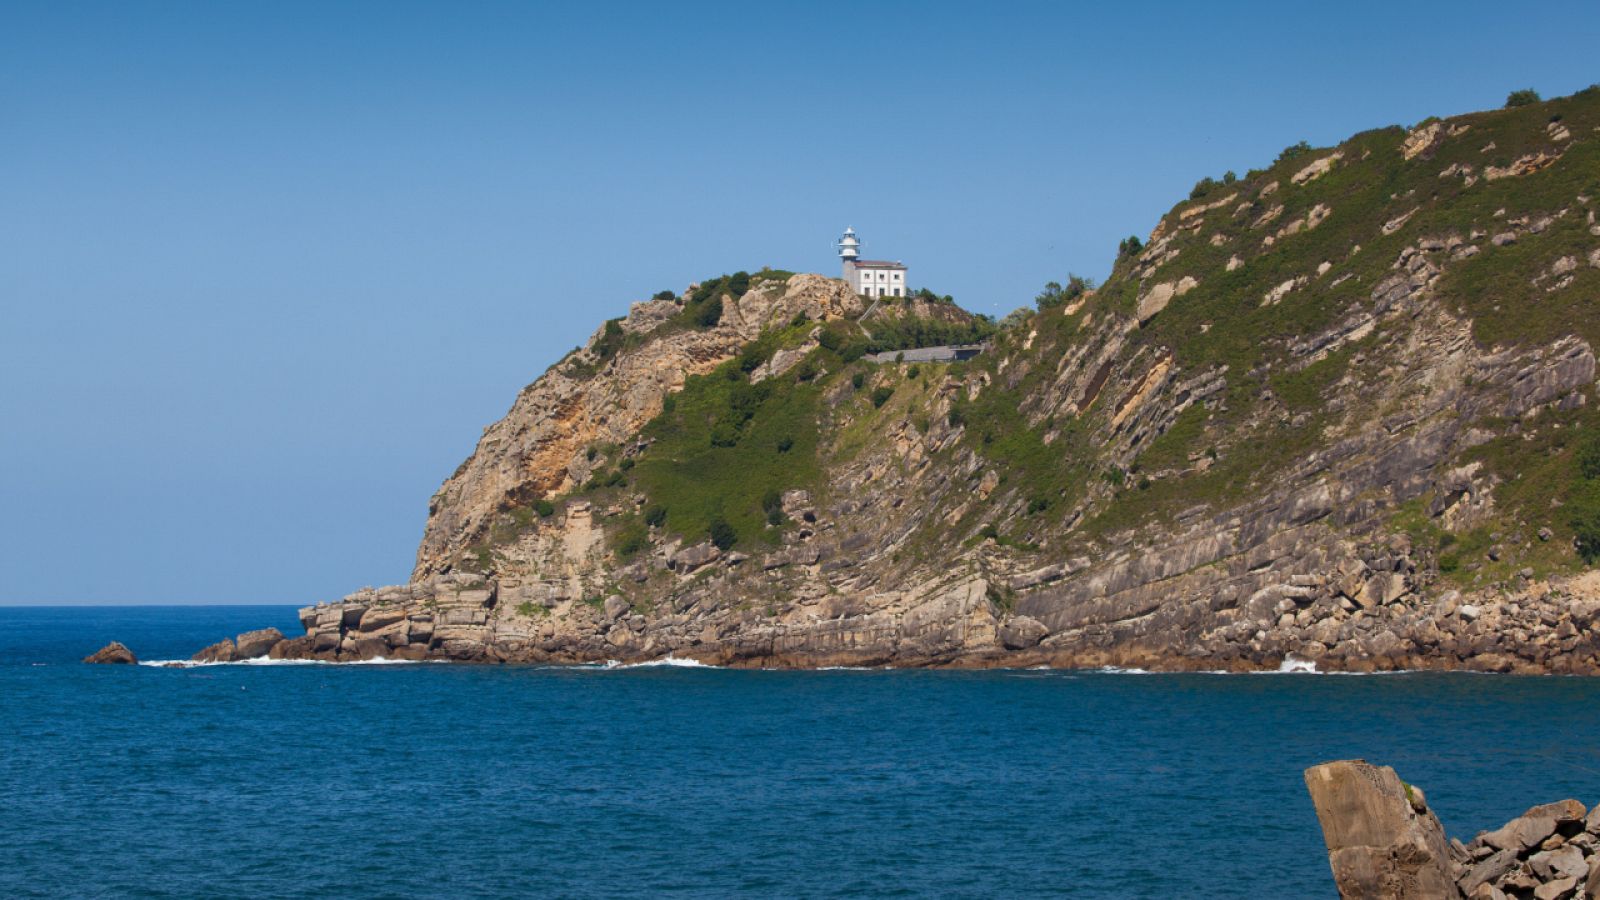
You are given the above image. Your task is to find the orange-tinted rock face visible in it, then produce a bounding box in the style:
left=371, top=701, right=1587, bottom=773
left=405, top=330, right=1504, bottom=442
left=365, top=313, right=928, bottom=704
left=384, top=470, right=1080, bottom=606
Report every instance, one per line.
left=413, top=275, right=862, bottom=578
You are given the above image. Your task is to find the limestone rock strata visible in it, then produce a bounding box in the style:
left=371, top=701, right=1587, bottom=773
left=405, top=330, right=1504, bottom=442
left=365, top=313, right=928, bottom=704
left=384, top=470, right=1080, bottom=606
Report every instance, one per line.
left=223, top=277, right=1600, bottom=672
left=1307, top=759, right=1600, bottom=899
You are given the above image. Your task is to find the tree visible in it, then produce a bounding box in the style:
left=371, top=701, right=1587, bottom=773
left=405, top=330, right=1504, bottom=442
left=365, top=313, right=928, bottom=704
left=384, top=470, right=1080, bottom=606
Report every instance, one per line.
left=1034, top=274, right=1095, bottom=310
left=1275, top=141, right=1312, bottom=165
left=1505, top=89, right=1541, bottom=108
left=1118, top=235, right=1144, bottom=259
left=998, top=307, right=1032, bottom=330
left=652, top=289, right=677, bottom=302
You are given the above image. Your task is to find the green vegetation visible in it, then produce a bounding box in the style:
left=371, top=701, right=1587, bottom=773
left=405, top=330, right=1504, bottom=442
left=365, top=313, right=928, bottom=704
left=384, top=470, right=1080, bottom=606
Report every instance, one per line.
left=709, top=516, right=737, bottom=550
left=1269, top=342, right=1361, bottom=411
left=1569, top=431, right=1600, bottom=562
left=1505, top=88, right=1542, bottom=108
left=682, top=271, right=755, bottom=329
left=630, top=354, right=825, bottom=551
left=535, top=499, right=556, bottom=518
left=1136, top=404, right=1209, bottom=472
left=864, top=315, right=995, bottom=353
left=870, top=386, right=895, bottom=408
left=1034, top=274, right=1094, bottom=310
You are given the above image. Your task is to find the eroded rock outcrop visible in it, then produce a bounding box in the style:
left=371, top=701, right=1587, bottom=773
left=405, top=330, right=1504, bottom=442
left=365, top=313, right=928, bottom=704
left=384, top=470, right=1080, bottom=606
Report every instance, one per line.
left=83, top=642, right=137, bottom=665
left=1307, top=760, right=1600, bottom=899
left=1305, top=760, right=1456, bottom=898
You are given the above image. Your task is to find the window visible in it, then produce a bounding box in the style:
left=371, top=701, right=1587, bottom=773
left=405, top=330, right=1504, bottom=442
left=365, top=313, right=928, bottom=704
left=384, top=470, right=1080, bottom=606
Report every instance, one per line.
left=892, top=272, right=901, bottom=280
left=892, top=287, right=902, bottom=297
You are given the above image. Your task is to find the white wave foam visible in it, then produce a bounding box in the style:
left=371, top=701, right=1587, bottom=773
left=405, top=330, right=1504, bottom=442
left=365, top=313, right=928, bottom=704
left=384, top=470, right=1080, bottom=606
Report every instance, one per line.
left=139, top=656, right=436, bottom=668
left=1094, top=665, right=1153, bottom=674
left=600, top=655, right=721, bottom=670
left=1276, top=657, right=1318, bottom=674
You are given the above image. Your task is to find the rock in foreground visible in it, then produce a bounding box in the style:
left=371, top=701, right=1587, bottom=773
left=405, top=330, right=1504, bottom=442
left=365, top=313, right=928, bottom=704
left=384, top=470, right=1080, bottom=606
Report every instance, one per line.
left=1306, top=759, right=1600, bottom=899
left=83, top=642, right=137, bottom=665
left=1304, top=760, right=1455, bottom=899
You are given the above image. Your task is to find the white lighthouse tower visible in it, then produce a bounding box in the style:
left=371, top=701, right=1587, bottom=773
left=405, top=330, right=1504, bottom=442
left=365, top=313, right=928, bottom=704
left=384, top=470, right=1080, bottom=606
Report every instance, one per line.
left=836, top=227, right=907, bottom=298
left=836, top=226, right=861, bottom=268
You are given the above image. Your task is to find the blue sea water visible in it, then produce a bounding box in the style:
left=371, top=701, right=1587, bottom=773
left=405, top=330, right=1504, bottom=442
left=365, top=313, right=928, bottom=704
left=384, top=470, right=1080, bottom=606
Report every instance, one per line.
left=4, top=606, right=1600, bottom=898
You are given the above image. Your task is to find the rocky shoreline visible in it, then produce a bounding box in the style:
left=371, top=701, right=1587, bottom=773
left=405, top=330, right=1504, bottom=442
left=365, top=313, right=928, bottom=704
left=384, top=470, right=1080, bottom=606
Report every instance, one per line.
left=1307, top=759, right=1600, bottom=899
left=98, top=567, right=1600, bottom=672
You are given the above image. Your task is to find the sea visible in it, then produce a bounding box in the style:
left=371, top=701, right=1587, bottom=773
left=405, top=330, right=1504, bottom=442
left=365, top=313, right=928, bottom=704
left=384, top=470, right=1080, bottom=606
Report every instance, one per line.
left=4, top=605, right=1599, bottom=899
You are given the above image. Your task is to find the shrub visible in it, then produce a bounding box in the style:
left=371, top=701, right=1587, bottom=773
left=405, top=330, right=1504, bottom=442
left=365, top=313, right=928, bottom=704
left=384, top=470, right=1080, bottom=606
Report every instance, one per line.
left=948, top=407, right=966, bottom=428
left=851, top=372, right=865, bottom=390
left=738, top=342, right=770, bottom=373
left=977, top=524, right=999, bottom=541
left=1222, top=170, right=1237, bottom=184
left=817, top=326, right=844, bottom=352
left=535, top=499, right=556, bottom=518
left=1505, top=89, right=1541, bottom=108
left=1577, top=432, right=1600, bottom=480
left=709, top=516, right=737, bottom=550
left=661, top=394, right=676, bottom=414
left=776, top=436, right=794, bottom=453
left=644, top=504, right=668, bottom=527
left=1117, top=235, right=1143, bottom=259
left=1275, top=141, right=1312, bottom=165
left=1190, top=176, right=1219, bottom=200
left=586, top=446, right=599, bottom=461
left=619, top=457, right=634, bottom=471
left=653, top=289, right=677, bottom=302
left=871, top=386, right=895, bottom=408
left=761, top=489, right=785, bottom=526
left=906, top=364, right=920, bottom=378
left=1027, top=496, right=1051, bottom=515
left=840, top=339, right=869, bottom=362
left=693, top=295, right=723, bottom=327
left=614, top=522, right=648, bottom=558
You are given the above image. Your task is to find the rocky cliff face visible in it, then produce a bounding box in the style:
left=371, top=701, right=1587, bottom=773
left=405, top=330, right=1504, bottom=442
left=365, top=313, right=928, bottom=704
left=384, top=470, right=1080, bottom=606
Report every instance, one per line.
left=415, top=274, right=863, bottom=577
left=195, top=88, right=1600, bottom=670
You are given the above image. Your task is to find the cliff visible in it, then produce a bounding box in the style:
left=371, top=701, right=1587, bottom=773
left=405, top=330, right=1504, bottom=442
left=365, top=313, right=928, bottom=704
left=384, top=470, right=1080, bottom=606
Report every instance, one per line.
left=187, top=87, right=1600, bottom=670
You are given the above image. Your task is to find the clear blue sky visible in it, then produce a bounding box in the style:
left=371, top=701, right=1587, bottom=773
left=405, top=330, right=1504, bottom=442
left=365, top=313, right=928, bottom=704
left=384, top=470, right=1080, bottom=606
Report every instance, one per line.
left=3, top=1, right=1597, bottom=604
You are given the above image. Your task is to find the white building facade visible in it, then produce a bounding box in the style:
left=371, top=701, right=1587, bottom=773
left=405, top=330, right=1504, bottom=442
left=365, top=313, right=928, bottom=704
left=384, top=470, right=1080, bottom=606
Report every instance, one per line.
left=836, top=227, right=907, bottom=298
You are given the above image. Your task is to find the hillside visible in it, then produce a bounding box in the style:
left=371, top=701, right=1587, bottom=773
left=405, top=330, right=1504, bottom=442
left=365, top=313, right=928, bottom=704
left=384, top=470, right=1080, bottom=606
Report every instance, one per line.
left=198, top=87, right=1600, bottom=672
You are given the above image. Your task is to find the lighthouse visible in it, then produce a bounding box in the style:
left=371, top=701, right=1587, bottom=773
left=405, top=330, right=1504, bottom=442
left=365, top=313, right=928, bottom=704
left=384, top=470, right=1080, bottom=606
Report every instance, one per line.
left=837, top=226, right=860, bottom=265
left=836, top=227, right=907, bottom=299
